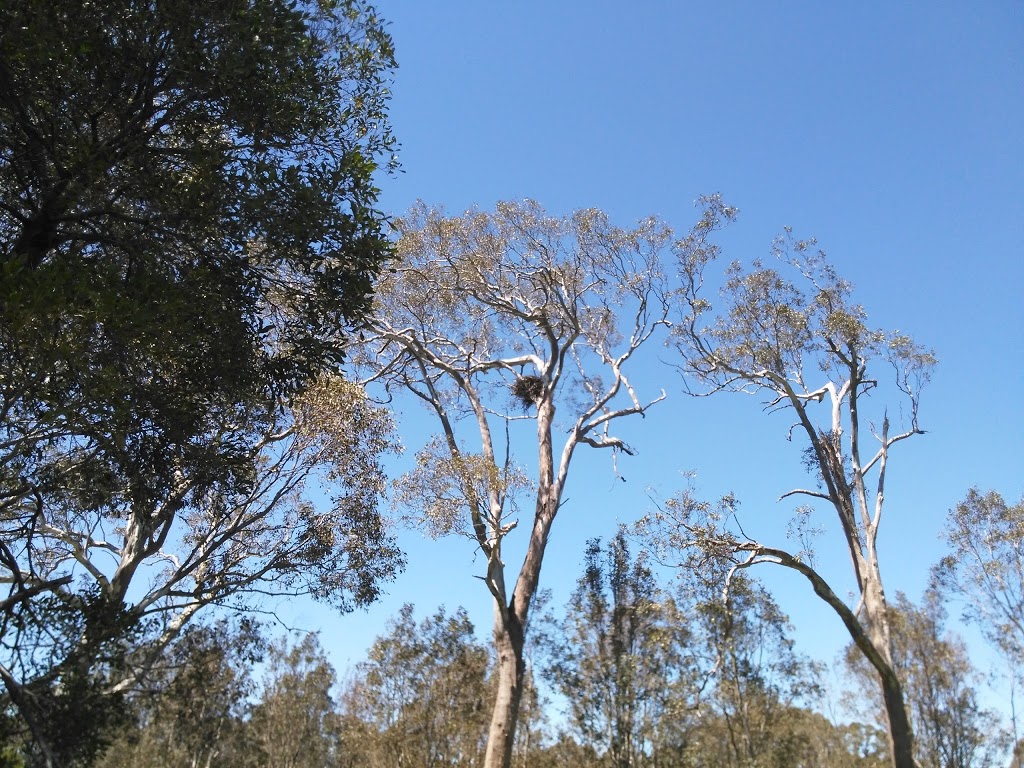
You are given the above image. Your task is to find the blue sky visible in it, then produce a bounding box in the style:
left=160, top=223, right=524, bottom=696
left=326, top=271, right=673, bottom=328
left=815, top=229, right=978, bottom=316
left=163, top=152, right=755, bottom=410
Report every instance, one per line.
left=283, top=0, right=1023, bottom=712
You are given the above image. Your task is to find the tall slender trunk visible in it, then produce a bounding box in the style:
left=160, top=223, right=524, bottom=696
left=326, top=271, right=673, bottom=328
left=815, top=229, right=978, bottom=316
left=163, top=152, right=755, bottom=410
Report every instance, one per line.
left=863, top=569, right=917, bottom=768
left=758, top=544, right=917, bottom=768
left=482, top=399, right=562, bottom=768
left=483, top=610, right=525, bottom=768
left=880, top=672, right=917, bottom=768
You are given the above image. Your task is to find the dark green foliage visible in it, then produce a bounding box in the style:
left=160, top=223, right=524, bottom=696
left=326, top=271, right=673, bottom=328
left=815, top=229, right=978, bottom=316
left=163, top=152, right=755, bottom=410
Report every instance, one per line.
left=338, top=603, right=491, bottom=767
left=539, top=529, right=696, bottom=767
left=0, top=589, right=142, bottom=767
left=0, top=0, right=398, bottom=760
left=0, top=0, right=396, bottom=513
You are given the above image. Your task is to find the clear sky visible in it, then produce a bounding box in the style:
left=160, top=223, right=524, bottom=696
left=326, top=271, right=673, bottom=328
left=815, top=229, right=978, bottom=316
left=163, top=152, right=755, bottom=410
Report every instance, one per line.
left=282, top=0, right=1024, bottom=713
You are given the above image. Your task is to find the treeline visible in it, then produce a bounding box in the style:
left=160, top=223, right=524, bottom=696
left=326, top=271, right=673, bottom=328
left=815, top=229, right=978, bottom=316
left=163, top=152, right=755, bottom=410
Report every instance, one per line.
left=76, top=530, right=1010, bottom=768
left=2, top=1, right=1022, bottom=766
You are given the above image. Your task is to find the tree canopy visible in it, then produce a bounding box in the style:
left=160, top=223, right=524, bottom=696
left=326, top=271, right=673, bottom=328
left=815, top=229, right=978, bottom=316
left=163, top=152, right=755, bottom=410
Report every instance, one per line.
left=0, top=0, right=396, bottom=520
left=645, top=209, right=936, bottom=768
left=0, top=0, right=401, bottom=760
left=360, top=199, right=679, bottom=768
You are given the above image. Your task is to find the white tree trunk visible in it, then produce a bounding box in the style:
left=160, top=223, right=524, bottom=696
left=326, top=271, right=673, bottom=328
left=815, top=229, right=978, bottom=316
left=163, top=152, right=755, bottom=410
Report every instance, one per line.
left=483, top=610, right=525, bottom=768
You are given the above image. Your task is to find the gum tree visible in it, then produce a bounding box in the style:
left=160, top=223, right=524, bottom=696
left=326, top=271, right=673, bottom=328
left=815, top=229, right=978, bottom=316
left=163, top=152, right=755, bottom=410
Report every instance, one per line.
left=655, top=209, right=935, bottom=768
left=338, top=603, right=491, bottom=767
left=846, top=592, right=1006, bottom=768
left=0, top=0, right=397, bottom=530
left=692, top=573, right=824, bottom=768
left=360, top=200, right=682, bottom=768
left=933, top=489, right=1024, bottom=744
left=96, top=617, right=266, bottom=768
left=248, top=634, right=340, bottom=768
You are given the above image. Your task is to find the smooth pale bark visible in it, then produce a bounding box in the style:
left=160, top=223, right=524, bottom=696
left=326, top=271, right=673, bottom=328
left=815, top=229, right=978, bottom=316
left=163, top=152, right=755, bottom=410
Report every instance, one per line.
left=484, top=401, right=565, bottom=768
left=863, top=578, right=917, bottom=768
left=485, top=613, right=526, bottom=768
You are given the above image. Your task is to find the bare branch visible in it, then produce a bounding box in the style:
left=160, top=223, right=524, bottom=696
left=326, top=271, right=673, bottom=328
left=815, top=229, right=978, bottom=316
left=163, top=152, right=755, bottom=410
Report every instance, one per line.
left=778, top=488, right=833, bottom=503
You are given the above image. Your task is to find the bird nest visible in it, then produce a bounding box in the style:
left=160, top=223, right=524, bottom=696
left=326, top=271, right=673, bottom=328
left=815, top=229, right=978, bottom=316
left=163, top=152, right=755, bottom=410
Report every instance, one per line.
left=510, top=375, right=545, bottom=409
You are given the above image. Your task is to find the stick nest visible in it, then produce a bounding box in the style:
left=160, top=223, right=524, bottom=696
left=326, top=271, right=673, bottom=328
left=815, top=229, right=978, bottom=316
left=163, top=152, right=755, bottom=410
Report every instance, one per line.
left=511, top=375, right=545, bottom=409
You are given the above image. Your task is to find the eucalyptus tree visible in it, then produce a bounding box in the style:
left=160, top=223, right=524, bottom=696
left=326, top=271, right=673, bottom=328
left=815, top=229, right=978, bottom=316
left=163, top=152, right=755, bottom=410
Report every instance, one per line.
left=359, top=199, right=689, bottom=768
left=0, top=0, right=400, bottom=757
left=248, top=634, right=341, bottom=768
left=845, top=592, right=1005, bottom=768
left=96, top=617, right=265, bottom=768
left=932, top=489, right=1024, bottom=738
left=652, top=209, right=936, bottom=768
left=692, top=573, right=824, bottom=768
left=543, top=530, right=840, bottom=768
left=0, top=377, right=401, bottom=764
left=339, top=603, right=490, bottom=767
left=526, top=735, right=602, bottom=768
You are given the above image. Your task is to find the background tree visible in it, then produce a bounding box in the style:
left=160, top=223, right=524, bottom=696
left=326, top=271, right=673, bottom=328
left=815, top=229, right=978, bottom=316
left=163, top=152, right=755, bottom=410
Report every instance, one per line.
left=539, top=529, right=695, bottom=767
left=96, top=617, right=265, bottom=768
left=932, top=489, right=1024, bottom=742
left=540, top=528, right=879, bottom=768
left=655, top=207, right=936, bottom=768
left=360, top=200, right=687, bottom=768
left=337, top=603, right=491, bottom=768
left=1012, top=740, right=1024, bottom=768
left=690, top=573, right=824, bottom=768
left=248, top=634, right=341, bottom=768
left=0, top=0, right=400, bottom=758
left=525, top=734, right=601, bottom=768
left=683, top=707, right=889, bottom=768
